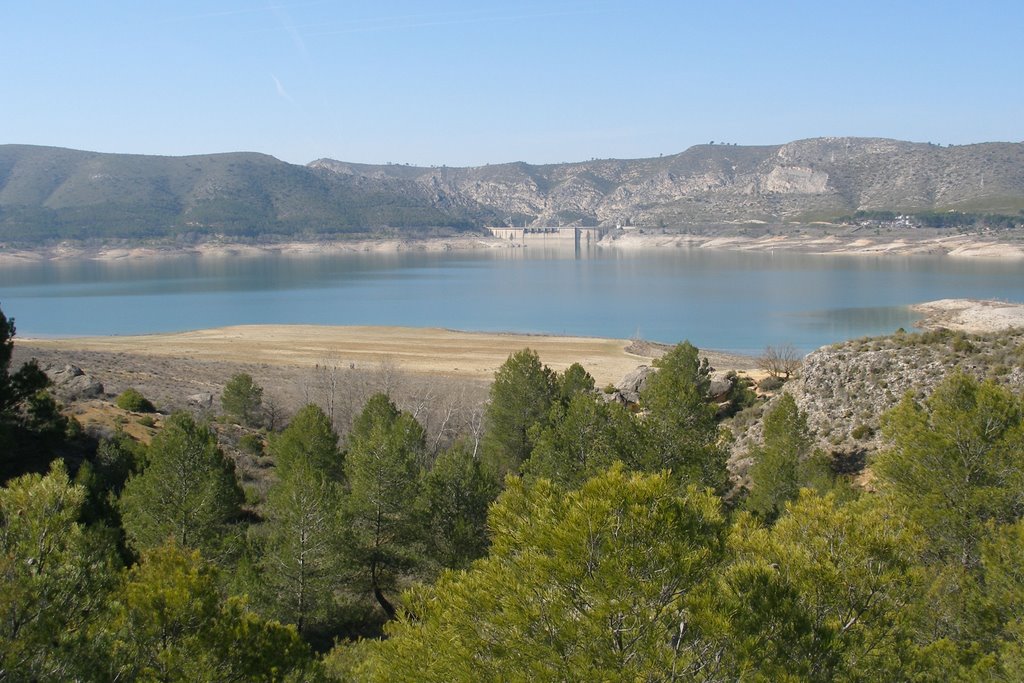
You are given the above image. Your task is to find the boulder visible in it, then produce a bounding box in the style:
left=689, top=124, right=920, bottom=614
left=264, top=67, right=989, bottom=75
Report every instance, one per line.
left=615, top=365, right=655, bottom=405
left=708, top=371, right=735, bottom=402
left=43, top=363, right=104, bottom=401
left=187, top=393, right=215, bottom=409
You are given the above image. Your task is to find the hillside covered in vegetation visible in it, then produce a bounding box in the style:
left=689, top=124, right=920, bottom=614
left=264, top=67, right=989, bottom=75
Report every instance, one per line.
left=2, top=137, right=1023, bottom=245
left=3, top=300, right=1024, bottom=680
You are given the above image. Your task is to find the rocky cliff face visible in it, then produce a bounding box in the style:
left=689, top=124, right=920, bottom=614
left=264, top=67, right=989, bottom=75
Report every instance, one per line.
left=729, top=327, right=1024, bottom=482
left=311, top=137, right=1024, bottom=227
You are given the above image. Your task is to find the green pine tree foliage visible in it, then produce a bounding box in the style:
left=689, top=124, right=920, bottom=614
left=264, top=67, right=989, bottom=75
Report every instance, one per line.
left=221, top=372, right=264, bottom=427
left=691, top=492, right=925, bottom=681
left=0, top=303, right=30, bottom=419
left=639, top=341, right=728, bottom=493
left=556, top=362, right=595, bottom=404
left=418, top=439, right=500, bottom=570
left=103, top=540, right=317, bottom=682
left=745, top=392, right=831, bottom=522
left=359, top=465, right=728, bottom=681
left=0, top=462, right=120, bottom=680
left=481, top=348, right=556, bottom=477
left=269, top=403, right=345, bottom=482
left=119, top=412, right=245, bottom=563
left=344, top=393, right=425, bottom=618
left=875, top=372, right=1024, bottom=568
left=0, top=303, right=54, bottom=480
left=974, top=520, right=1024, bottom=680
left=523, top=392, right=640, bottom=489
left=260, top=404, right=345, bottom=635
left=872, top=372, right=1024, bottom=676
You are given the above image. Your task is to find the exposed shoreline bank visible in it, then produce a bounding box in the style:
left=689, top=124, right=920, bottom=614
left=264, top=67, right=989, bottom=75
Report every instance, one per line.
left=3, top=229, right=1024, bottom=264
left=0, top=235, right=515, bottom=264
left=19, top=325, right=758, bottom=387
left=911, top=299, right=1024, bottom=333
left=600, top=230, right=1024, bottom=259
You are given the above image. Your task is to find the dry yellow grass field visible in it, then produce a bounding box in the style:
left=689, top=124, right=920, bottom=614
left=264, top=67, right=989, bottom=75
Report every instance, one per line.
left=24, top=325, right=757, bottom=388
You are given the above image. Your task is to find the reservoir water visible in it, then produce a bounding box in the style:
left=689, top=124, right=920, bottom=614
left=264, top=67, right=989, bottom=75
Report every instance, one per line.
left=1, top=246, right=1022, bottom=355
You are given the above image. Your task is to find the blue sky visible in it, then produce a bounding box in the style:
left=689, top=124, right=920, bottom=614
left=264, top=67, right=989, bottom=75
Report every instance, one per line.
left=2, top=1, right=1021, bottom=166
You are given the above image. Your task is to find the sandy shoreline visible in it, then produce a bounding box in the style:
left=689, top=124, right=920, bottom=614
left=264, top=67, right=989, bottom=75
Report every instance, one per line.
left=19, top=325, right=755, bottom=387
left=3, top=230, right=1024, bottom=264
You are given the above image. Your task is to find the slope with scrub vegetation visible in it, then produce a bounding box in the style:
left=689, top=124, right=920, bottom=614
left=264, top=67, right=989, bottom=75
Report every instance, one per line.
left=3, top=137, right=1024, bottom=247
left=3, top=300, right=1024, bottom=680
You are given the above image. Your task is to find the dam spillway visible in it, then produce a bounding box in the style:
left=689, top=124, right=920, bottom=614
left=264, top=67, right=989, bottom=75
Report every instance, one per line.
left=486, top=226, right=602, bottom=246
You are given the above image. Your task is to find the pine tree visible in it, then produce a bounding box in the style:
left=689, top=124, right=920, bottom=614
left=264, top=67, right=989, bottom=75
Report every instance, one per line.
left=481, top=348, right=556, bottom=476
left=259, top=404, right=344, bottom=634
left=119, top=413, right=245, bottom=563
left=691, top=492, right=923, bottom=681
left=418, top=439, right=499, bottom=569
left=523, top=393, right=639, bottom=489
left=746, top=392, right=814, bottom=521
left=0, top=462, right=119, bottom=679
left=104, top=541, right=316, bottom=681
left=344, top=394, right=424, bottom=618
left=221, top=373, right=263, bottom=427
left=875, top=372, right=1024, bottom=567
left=0, top=303, right=52, bottom=479
left=639, top=341, right=728, bottom=492
left=556, top=362, right=595, bottom=404
left=360, top=466, right=728, bottom=681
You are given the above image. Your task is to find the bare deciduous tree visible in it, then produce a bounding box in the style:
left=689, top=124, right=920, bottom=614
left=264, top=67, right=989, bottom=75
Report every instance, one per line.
left=262, top=393, right=288, bottom=432
left=374, top=355, right=402, bottom=397
left=759, top=343, right=802, bottom=380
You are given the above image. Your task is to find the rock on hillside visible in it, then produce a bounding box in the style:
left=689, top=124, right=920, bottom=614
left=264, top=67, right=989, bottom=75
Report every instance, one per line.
left=729, top=327, right=1024, bottom=481
left=42, top=363, right=105, bottom=401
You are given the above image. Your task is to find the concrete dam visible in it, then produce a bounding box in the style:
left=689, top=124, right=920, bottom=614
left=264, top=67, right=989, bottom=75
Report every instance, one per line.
left=486, top=226, right=602, bottom=246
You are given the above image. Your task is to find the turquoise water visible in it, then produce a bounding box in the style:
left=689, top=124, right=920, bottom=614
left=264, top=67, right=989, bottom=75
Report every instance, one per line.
left=1, top=246, right=1022, bottom=354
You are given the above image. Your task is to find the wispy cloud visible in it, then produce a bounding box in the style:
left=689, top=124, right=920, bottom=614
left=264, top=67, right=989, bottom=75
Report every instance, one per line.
left=268, top=3, right=310, bottom=61
left=271, top=74, right=294, bottom=102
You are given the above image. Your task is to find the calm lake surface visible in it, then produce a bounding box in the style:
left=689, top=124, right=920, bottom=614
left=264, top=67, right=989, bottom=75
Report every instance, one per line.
left=2, top=246, right=1022, bottom=355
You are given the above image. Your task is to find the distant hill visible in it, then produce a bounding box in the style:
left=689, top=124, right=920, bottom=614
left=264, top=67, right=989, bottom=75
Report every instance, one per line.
left=2, top=138, right=1023, bottom=244
left=0, top=145, right=482, bottom=243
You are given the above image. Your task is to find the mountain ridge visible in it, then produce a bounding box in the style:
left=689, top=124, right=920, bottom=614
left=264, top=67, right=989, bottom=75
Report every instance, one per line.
left=2, top=138, right=1022, bottom=244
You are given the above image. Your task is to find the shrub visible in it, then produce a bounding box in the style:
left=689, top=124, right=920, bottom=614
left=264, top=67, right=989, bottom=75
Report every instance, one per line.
left=238, top=433, right=265, bottom=456
left=116, top=388, right=155, bottom=413
left=721, top=370, right=757, bottom=418
left=952, top=334, right=976, bottom=354
left=757, top=376, right=785, bottom=392
left=851, top=423, right=874, bottom=440
left=137, top=415, right=156, bottom=428
left=989, top=364, right=1010, bottom=378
